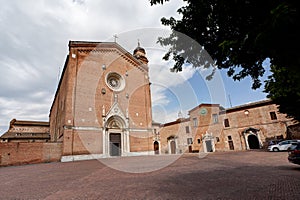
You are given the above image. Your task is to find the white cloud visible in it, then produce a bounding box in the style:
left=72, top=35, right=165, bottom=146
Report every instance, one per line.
left=151, top=86, right=170, bottom=106
left=0, top=95, right=51, bottom=126
left=152, top=107, right=188, bottom=124
left=149, top=61, right=198, bottom=122
left=0, top=0, right=186, bottom=134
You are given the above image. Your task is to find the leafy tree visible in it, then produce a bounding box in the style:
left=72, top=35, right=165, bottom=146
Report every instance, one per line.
left=265, top=65, right=300, bottom=121
left=150, top=0, right=300, bottom=121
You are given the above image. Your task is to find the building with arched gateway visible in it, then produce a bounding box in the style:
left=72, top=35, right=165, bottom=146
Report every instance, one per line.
left=158, top=100, right=298, bottom=154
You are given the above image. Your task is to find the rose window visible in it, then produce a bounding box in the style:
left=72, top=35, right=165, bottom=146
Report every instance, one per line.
left=105, top=72, right=125, bottom=92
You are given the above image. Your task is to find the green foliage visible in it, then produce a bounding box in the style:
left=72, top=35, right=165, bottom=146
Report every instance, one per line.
left=150, top=0, right=300, bottom=121
left=265, top=66, right=300, bottom=121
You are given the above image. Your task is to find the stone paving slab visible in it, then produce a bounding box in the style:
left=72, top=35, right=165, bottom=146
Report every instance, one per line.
left=0, top=150, right=299, bottom=199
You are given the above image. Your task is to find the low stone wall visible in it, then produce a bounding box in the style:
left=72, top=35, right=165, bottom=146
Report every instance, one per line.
left=0, top=142, right=62, bottom=167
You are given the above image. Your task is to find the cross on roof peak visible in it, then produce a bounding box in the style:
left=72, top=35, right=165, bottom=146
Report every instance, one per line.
left=113, top=34, right=118, bottom=42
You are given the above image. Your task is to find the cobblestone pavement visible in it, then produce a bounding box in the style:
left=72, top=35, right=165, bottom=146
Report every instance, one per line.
left=0, top=150, right=300, bottom=200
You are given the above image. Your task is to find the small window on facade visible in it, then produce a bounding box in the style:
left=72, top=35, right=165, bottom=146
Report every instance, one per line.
left=216, top=137, right=220, bottom=142
left=185, top=126, right=190, bottom=133
left=228, top=135, right=232, bottom=140
left=197, top=138, right=201, bottom=144
left=193, top=118, right=198, bottom=127
left=224, top=118, right=230, bottom=127
left=270, top=111, right=277, bottom=120
left=187, top=138, right=193, bottom=145
left=212, top=114, right=218, bottom=123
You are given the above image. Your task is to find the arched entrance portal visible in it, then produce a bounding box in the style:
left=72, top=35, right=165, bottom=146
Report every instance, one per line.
left=104, top=115, right=129, bottom=157
left=167, top=136, right=177, bottom=154
left=154, top=141, right=159, bottom=154
left=248, top=135, right=260, bottom=149
left=243, top=128, right=262, bottom=150
left=202, top=132, right=215, bottom=153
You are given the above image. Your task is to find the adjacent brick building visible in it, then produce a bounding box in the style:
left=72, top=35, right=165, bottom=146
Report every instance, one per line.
left=158, top=99, right=298, bottom=153
left=158, top=118, right=191, bottom=154
left=1, top=119, right=50, bottom=143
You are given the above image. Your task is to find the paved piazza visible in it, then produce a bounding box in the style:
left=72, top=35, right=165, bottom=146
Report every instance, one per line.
left=0, top=151, right=299, bottom=199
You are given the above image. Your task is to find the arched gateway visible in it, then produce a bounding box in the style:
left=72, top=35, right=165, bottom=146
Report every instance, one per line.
left=167, top=136, right=177, bottom=154
left=104, top=115, right=129, bottom=157
left=248, top=134, right=260, bottom=149
left=243, top=128, right=262, bottom=150
left=106, top=116, right=126, bottom=156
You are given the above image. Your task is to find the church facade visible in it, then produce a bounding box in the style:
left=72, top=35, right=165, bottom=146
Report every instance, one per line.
left=49, top=41, right=154, bottom=161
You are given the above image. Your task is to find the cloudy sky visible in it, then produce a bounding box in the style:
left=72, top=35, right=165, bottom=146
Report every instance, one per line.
left=0, top=0, right=270, bottom=134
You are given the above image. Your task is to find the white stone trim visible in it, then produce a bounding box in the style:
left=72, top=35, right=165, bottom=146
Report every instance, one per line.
left=61, top=154, right=106, bottom=162
left=63, top=126, right=103, bottom=131
left=61, top=151, right=155, bottom=162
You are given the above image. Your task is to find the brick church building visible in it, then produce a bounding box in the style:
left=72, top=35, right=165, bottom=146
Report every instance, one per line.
left=52, top=41, right=154, bottom=161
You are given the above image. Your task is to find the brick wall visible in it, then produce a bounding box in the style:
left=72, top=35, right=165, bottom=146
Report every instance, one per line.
left=0, top=142, right=62, bottom=167
left=129, top=131, right=153, bottom=152
left=159, top=119, right=192, bottom=154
